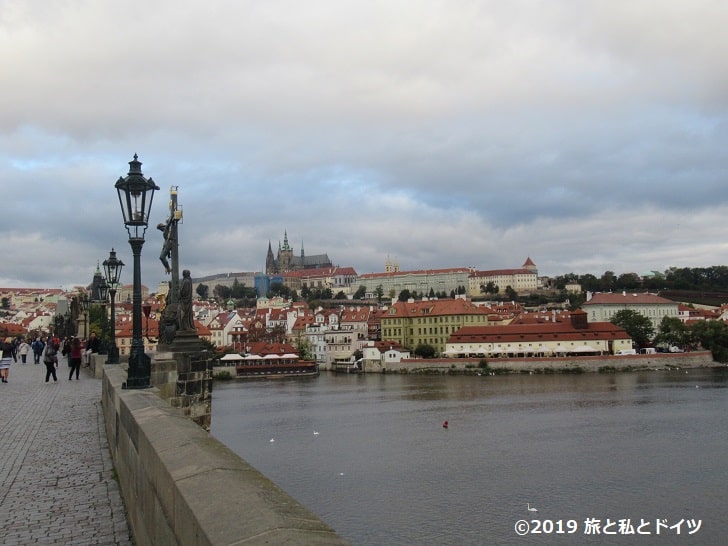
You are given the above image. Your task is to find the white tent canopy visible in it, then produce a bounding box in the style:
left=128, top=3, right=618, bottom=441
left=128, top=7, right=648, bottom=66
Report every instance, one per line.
left=570, top=345, right=598, bottom=353
left=220, top=354, right=244, bottom=361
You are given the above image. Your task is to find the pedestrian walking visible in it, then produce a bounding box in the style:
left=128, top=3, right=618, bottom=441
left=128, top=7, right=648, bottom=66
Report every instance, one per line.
left=32, top=337, right=44, bottom=364
left=42, top=338, right=58, bottom=382
left=68, top=337, right=83, bottom=380
left=61, top=337, right=71, bottom=365
left=0, top=337, right=13, bottom=383
left=18, top=338, right=31, bottom=364
left=12, top=337, right=20, bottom=362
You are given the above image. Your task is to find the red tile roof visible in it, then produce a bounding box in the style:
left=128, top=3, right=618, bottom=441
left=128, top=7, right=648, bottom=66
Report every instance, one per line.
left=584, top=293, right=676, bottom=305
left=359, top=267, right=471, bottom=279
left=449, top=321, right=630, bottom=344
left=470, top=268, right=534, bottom=277
left=386, top=298, right=491, bottom=318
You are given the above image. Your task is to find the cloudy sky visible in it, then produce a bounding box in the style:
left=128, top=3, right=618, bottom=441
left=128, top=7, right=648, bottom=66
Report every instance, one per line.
left=2, top=0, right=727, bottom=290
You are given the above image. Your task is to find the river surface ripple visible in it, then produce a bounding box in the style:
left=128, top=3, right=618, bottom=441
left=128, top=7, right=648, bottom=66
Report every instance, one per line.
left=210, top=368, right=728, bottom=545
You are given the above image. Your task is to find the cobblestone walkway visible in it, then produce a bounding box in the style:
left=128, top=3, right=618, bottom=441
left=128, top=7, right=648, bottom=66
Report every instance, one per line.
left=0, top=358, right=132, bottom=545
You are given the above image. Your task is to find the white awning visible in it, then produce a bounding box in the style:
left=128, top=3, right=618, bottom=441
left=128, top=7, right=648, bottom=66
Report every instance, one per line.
left=570, top=345, right=598, bottom=352
left=220, top=354, right=244, bottom=361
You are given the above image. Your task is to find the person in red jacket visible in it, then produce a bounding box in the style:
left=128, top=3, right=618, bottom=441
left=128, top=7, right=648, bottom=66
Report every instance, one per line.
left=68, top=337, right=83, bottom=380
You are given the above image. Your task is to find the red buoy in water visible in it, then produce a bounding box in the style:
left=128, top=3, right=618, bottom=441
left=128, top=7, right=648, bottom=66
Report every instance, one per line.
left=443, top=420, right=449, bottom=428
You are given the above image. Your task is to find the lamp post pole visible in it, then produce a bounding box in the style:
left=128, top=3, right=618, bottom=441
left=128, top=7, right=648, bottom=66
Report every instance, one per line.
left=81, top=294, right=90, bottom=339
left=98, top=279, right=109, bottom=354
left=103, top=248, right=124, bottom=364
left=108, top=284, right=119, bottom=363
left=128, top=238, right=147, bottom=386
left=115, top=154, right=159, bottom=388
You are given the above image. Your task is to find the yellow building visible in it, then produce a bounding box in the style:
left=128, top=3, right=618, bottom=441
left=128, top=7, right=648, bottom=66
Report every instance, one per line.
left=380, top=298, right=491, bottom=354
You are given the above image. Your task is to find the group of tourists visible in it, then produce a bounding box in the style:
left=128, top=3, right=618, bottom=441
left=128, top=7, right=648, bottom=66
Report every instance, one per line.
left=0, top=332, right=101, bottom=383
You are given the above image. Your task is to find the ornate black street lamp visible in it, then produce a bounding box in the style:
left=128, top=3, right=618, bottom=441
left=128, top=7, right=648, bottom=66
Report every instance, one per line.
left=103, top=248, right=124, bottom=364
left=81, top=294, right=90, bottom=339
left=115, top=154, right=159, bottom=388
left=97, top=278, right=109, bottom=354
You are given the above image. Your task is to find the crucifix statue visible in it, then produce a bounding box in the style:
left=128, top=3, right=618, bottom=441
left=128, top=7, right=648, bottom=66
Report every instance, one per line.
left=157, top=187, right=183, bottom=345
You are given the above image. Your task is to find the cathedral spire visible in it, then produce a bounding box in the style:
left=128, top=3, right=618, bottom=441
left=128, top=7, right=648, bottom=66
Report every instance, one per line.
left=282, top=230, right=291, bottom=251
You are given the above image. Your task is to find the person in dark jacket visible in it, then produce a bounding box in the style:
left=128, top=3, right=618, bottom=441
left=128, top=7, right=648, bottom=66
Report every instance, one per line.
left=68, top=337, right=83, bottom=380
left=32, top=337, right=45, bottom=364
left=42, top=338, right=58, bottom=382
left=83, top=332, right=100, bottom=367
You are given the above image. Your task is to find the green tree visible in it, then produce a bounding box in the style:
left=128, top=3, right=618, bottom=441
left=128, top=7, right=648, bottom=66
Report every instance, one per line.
left=213, top=284, right=231, bottom=301
left=610, top=309, right=654, bottom=348
left=268, top=281, right=291, bottom=299
left=353, top=285, right=367, bottom=299
left=654, top=316, right=692, bottom=350
left=600, top=271, right=617, bottom=292
left=414, top=343, right=436, bottom=358
left=690, top=320, right=728, bottom=362
left=554, top=273, right=579, bottom=290
left=578, top=273, right=600, bottom=292
left=294, top=335, right=313, bottom=360
left=88, top=303, right=108, bottom=347
left=375, top=284, right=384, bottom=303
left=196, top=283, right=209, bottom=300
left=334, top=291, right=347, bottom=300
left=504, top=285, right=518, bottom=301
left=480, top=281, right=499, bottom=295
left=398, top=289, right=411, bottom=302
left=616, top=273, right=642, bottom=290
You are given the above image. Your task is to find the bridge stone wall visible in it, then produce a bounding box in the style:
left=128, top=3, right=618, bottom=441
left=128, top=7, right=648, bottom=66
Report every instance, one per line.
left=101, top=365, right=350, bottom=546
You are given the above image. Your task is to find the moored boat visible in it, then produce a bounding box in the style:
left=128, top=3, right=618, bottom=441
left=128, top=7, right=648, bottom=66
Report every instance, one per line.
left=235, top=353, right=319, bottom=379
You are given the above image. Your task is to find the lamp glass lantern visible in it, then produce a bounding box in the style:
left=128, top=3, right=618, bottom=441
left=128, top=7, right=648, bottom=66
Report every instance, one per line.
left=98, top=279, right=109, bottom=302
left=102, top=248, right=124, bottom=288
left=115, top=154, right=160, bottom=240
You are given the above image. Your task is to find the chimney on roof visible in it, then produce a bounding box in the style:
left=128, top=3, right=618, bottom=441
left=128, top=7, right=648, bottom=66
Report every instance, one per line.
left=570, top=310, right=588, bottom=330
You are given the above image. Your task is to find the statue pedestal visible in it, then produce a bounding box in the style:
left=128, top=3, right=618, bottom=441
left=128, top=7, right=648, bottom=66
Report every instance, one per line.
left=168, top=329, right=202, bottom=354
left=151, top=330, right=212, bottom=430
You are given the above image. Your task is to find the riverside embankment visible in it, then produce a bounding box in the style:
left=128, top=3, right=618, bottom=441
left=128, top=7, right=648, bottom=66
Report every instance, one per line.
left=379, top=350, right=716, bottom=373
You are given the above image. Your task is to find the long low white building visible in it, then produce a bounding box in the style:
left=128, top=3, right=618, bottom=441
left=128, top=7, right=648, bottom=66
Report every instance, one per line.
left=582, top=292, right=679, bottom=330
left=445, top=311, right=633, bottom=356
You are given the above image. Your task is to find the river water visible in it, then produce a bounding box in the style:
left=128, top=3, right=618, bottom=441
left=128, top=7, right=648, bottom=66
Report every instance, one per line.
left=210, top=368, right=728, bottom=545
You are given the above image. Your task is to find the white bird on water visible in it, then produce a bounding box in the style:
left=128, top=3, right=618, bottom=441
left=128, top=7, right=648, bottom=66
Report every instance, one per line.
left=270, top=438, right=275, bottom=443
left=313, top=430, right=319, bottom=435
left=527, top=503, right=538, bottom=512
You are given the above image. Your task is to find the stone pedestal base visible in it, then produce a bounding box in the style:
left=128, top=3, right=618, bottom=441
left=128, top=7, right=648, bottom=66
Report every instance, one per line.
left=151, top=340, right=213, bottom=430
left=169, top=330, right=202, bottom=354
